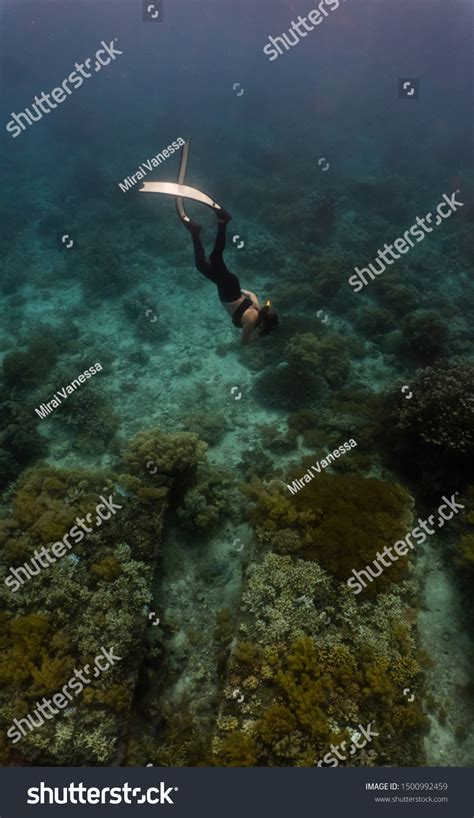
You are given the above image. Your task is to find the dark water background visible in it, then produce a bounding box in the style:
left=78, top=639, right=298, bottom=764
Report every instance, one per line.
left=1, top=0, right=472, bottom=267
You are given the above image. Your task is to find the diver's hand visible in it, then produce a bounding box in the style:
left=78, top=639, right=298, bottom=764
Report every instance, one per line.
left=241, top=289, right=260, bottom=308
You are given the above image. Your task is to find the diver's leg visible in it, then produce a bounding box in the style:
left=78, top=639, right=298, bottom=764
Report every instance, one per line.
left=209, top=220, right=241, bottom=300
left=210, top=219, right=228, bottom=266
left=183, top=221, right=219, bottom=283
left=188, top=227, right=211, bottom=276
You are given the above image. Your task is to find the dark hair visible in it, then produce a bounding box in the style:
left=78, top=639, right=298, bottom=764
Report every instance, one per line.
left=258, top=304, right=280, bottom=336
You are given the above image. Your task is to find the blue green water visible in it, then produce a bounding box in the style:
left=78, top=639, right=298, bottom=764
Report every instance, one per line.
left=0, top=0, right=473, bottom=769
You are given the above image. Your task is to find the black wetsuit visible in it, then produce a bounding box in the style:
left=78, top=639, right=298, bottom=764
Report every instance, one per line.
left=190, top=220, right=254, bottom=327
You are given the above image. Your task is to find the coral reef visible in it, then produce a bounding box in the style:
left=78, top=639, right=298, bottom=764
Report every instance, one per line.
left=253, top=364, right=325, bottom=411
left=56, top=380, right=120, bottom=454
left=285, top=331, right=350, bottom=388
left=213, top=632, right=426, bottom=767
left=391, top=360, right=474, bottom=460
left=212, top=541, right=426, bottom=768
left=0, top=400, right=45, bottom=489
left=176, top=464, right=236, bottom=531
left=0, top=464, right=167, bottom=765
left=401, top=309, right=449, bottom=364
left=180, top=410, right=228, bottom=445
left=125, top=428, right=208, bottom=486
left=242, top=472, right=414, bottom=596
left=2, top=332, right=59, bottom=390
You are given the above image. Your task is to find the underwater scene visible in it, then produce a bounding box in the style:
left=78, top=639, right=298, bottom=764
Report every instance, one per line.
left=0, top=0, right=473, bottom=776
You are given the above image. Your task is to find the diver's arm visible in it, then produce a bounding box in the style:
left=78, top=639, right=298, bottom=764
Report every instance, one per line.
left=241, top=289, right=260, bottom=308
left=241, top=324, right=254, bottom=345
left=241, top=312, right=260, bottom=345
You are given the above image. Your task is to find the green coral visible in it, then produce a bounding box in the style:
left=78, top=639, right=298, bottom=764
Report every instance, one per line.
left=213, top=732, right=258, bottom=766
left=0, top=399, right=45, bottom=489
left=2, top=332, right=59, bottom=390
left=125, top=427, right=207, bottom=483
left=217, top=636, right=426, bottom=766
left=285, top=332, right=350, bottom=388
left=180, top=411, right=228, bottom=445
left=0, top=463, right=164, bottom=766
left=401, top=309, right=448, bottom=364
left=243, top=472, right=413, bottom=596
left=176, top=465, right=235, bottom=531
left=253, top=363, right=324, bottom=411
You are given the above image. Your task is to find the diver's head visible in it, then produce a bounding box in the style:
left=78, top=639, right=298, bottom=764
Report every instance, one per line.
left=257, top=299, right=280, bottom=336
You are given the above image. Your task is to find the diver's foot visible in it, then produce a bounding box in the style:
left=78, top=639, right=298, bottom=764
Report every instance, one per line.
left=216, top=207, right=232, bottom=225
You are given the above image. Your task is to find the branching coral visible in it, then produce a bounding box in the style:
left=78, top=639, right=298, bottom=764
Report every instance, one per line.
left=125, top=428, right=208, bottom=484
left=240, top=552, right=333, bottom=644
left=0, top=463, right=160, bottom=766
left=214, top=635, right=426, bottom=767
left=55, top=380, right=120, bottom=453
left=392, top=360, right=474, bottom=457
left=177, top=465, right=236, bottom=531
